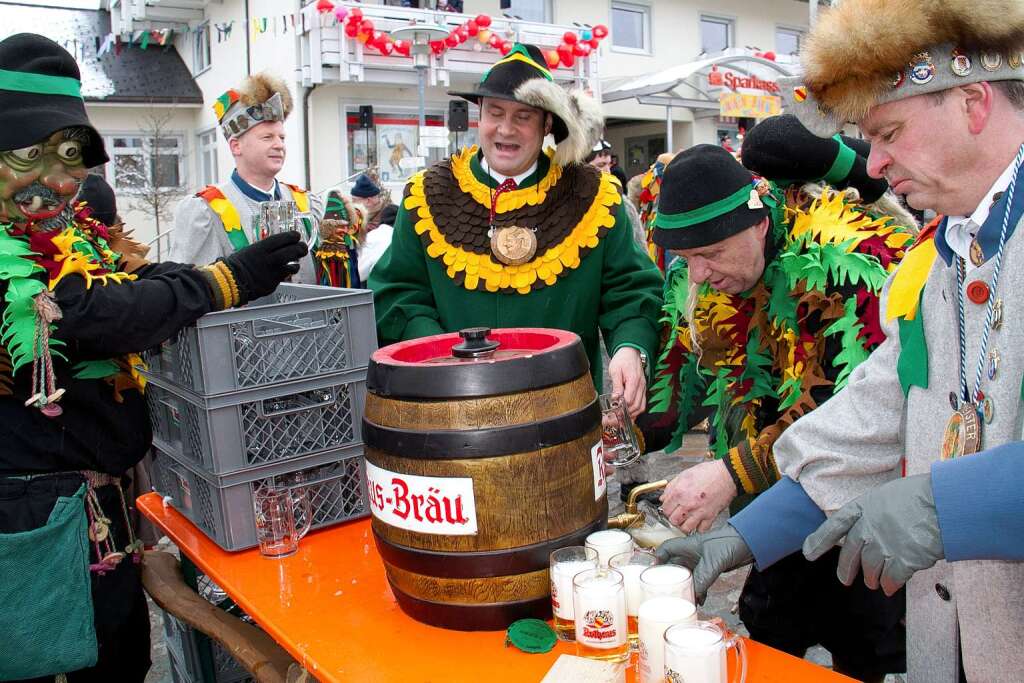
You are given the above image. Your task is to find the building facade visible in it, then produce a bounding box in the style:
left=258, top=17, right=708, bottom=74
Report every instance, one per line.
left=6, top=0, right=821, bottom=247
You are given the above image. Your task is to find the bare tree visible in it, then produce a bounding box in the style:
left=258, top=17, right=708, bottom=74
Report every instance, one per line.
left=116, top=108, right=187, bottom=261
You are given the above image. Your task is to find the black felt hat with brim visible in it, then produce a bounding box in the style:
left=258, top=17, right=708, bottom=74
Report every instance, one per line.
left=0, top=33, right=107, bottom=167
left=449, top=43, right=569, bottom=144
left=653, top=144, right=768, bottom=250
left=741, top=114, right=888, bottom=203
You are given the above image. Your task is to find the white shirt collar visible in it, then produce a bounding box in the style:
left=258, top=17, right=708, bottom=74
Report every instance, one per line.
left=480, top=157, right=538, bottom=187
left=944, top=157, right=1017, bottom=268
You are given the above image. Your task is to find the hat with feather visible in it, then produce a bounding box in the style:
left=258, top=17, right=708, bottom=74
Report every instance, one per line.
left=448, top=43, right=603, bottom=166
left=214, top=72, right=294, bottom=141
left=781, top=0, right=1024, bottom=137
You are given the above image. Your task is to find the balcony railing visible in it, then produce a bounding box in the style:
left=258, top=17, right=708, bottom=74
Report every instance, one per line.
left=106, top=0, right=209, bottom=34
left=298, top=3, right=600, bottom=96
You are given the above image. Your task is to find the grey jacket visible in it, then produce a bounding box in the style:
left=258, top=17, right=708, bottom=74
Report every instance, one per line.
left=774, top=214, right=1024, bottom=683
left=169, top=178, right=323, bottom=284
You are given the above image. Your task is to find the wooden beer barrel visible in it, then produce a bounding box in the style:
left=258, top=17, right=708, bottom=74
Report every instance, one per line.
left=364, top=327, right=608, bottom=631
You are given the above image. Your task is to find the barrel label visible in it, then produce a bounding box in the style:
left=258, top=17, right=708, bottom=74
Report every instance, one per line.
left=365, top=461, right=478, bottom=535
left=591, top=442, right=606, bottom=500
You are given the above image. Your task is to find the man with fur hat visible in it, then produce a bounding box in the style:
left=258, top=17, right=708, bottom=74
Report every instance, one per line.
left=369, top=44, right=662, bottom=409
left=0, top=34, right=307, bottom=681
left=643, top=139, right=915, bottom=681
left=655, top=2, right=1024, bottom=680
left=170, top=73, right=323, bottom=283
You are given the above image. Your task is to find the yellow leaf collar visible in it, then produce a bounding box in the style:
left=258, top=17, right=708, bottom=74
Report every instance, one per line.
left=405, top=164, right=621, bottom=295
left=449, top=146, right=562, bottom=212
left=49, top=228, right=136, bottom=290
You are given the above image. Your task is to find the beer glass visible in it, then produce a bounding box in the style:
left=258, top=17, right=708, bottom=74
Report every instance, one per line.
left=253, top=200, right=319, bottom=252
left=640, top=563, right=695, bottom=604
left=549, top=546, right=599, bottom=642
left=638, top=596, right=698, bottom=683
left=253, top=485, right=312, bottom=558
left=572, top=567, right=630, bottom=663
left=609, top=548, right=660, bottom=648
left=599, top=393, right=642, bottom=468
left=664, top=620, right=747, bottom=683
left=585, top=529, right=633, bottom=568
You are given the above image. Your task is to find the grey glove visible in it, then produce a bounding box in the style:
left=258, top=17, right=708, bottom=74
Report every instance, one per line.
left=803, top=473, right=943, bottom=596
left=654, top=524, right=754, bottom=603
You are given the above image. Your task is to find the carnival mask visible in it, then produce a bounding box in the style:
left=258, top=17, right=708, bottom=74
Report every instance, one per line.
left=0, top=127, right=89, bottom=231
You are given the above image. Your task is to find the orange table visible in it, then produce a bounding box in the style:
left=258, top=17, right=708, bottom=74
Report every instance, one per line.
left=138, top=493, right=853, bottom=682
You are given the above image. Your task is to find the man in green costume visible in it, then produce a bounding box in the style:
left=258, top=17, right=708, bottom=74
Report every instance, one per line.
left=369, top=44, right=662, bottom=413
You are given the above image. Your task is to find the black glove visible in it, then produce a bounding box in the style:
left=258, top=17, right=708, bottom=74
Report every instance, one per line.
left=222, top=231, right=308, bottom=304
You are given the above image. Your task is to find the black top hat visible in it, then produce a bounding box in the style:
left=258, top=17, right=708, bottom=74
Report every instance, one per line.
left=0, top=33, right=107, bottom=167
left=449, top=43, right=569, bottom=144
left=78, top=173, right=117, bottom=227
left=740, top=114, right=888, bottom=204
left=653, top=144, right=768, bottom=250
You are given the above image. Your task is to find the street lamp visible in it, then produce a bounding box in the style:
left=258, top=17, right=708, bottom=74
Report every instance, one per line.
left=391, top=22, right=450, bottom=129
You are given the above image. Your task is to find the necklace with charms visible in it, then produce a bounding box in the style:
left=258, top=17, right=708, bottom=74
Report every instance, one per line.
left=943, top=145, right=1024, bottom=459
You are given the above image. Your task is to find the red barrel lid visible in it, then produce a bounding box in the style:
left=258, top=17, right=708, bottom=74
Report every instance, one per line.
left=368, top=327, right=589, bottom=399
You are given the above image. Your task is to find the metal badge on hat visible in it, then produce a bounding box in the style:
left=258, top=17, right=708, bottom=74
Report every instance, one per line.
left=910, top=52, right=935, bottom=85
left=980, top=52, right=1003, bottom=72
left=1010, top=53, right=1022, bottom=69
left=951, top=48, right=972, bottom=77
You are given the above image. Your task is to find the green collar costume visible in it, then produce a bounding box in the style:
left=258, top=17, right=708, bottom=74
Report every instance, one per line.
left=648, top=184, right=914, bottom=494
left=369, top=146, right=663, bottom=388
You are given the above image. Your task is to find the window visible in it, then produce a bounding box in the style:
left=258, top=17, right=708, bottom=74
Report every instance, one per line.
left=107, top=135, right=185, bottom=192
left=611, top=2, right=650, bottom=52
left=346, top=110, right=450, bottom=185
left=197, top=129, right=218, bottom=186
left=499, top=0, right=551, bottom=22
left=193, top=22, right=211, bottom=74
left=700, top=15, right=733, bottom=55
left=775, top=27, right=803, bottom=56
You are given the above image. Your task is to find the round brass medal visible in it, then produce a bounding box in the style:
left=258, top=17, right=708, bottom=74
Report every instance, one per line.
left=940, top=404, right=982, bottom=460
left=490, top=225, right=538, bottom=266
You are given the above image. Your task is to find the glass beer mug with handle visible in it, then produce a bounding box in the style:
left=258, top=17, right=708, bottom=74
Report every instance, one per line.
left=663, top=619, right=747, bottom=683
left=253, top=484, right=312, bottom=559
left=599, top=393, right=642, bottom=468
left=253, top=200, right=320, bottom=251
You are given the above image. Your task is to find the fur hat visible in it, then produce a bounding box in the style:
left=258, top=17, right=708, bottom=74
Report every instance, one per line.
left=214, top=72, right=294, bottom=141
left=449, top=43, right=603, bottom=166
left=781, top=0, right=1024, bottom=136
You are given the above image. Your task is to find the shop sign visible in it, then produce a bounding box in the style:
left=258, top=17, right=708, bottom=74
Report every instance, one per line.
left=718, top=92, right=781, bottom=118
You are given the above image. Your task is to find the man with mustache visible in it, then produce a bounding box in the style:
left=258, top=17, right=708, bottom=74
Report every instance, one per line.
left=0, top=34, right=307, bottom=682
left=170, top=73, right=323, bottom=283
left=370, top=44, right=662, bottom=412
left=656, top=1, right=1024, bottom=680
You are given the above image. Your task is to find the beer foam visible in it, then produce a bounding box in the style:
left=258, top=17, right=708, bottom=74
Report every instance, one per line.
left=615, top=564, right=647, bottom=615
left=552, top=560, right=596, bottom=619
left=638, top=596, right=697, bottom=624
left=665, top=625, right=722, bottom=649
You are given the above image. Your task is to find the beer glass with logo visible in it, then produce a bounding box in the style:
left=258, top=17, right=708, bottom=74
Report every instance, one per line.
left=664, top=620, right=747, bottom=683
left=573, top=567, right=630, bottom=663
left=549, top=546, right=599, bottom=642
left=585, top=528, right=633, bottom=568
left=253, top=485, right=312, bottom=558
left=609, top=548, right=660, bottom=648
left=638, top=596, right=698, bottom=683
left=640, top=563, right=695, bottom=604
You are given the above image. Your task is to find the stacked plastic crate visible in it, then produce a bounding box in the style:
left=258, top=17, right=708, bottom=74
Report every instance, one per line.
left=145, top=283, right=376, bottom=550
left=146, top=283, right=376, bottom=682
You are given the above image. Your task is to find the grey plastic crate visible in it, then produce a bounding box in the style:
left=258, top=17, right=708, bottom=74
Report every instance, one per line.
left=150, top=444, right=368, bottom=551
left=146, top=369, right=367, bottom=475
left=142, top=283, right=376, bottom=395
